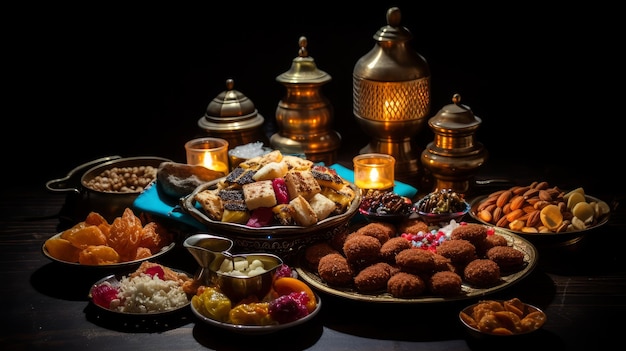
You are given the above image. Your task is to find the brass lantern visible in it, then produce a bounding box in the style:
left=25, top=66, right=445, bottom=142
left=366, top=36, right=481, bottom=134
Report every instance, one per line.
left=353, top=7, right=431, bottom=177
left=271, top=36, right=341, bottom=165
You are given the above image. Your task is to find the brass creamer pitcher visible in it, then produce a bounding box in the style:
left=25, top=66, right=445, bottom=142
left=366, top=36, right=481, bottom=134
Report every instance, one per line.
left=183, top=234, right=234, bottom=285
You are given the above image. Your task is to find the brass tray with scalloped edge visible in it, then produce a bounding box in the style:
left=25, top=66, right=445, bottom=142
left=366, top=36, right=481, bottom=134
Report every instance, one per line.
left=296, top=228, right=537, bottom=303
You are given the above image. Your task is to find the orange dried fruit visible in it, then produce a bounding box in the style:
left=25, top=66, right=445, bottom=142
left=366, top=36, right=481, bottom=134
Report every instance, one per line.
left=493, top=310, right=521, bottom=332
left=60, top=222, right=87, bottom=240
left=85, top=211, right=111, bottom=237
left=504, top=298, right=525, bottom=317
left=472, top=300, right=503, bottom=321
left=133, top=247, right=152, bottom=260
left=477, top=313, right=501, bottom=332
left=490, top=327, right=514, bottom=335
left=107, top=208, right=142, bottom=260
left=64, top=226, right=107, bottom=249
left=45, top=237, right=81, bottom=262
left=78, top=245, right=120, bottom=265
left=519, top=311, right=547, bottom=332
left=138, top=222, right=164, bottom=253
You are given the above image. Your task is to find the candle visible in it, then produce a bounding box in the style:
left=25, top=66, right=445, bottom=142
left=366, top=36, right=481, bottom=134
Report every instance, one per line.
left=185, top=137, right=230, bottom=173
left=200, top=151, right=229, bottom=173
left=353, top=153, right=395, bottom=190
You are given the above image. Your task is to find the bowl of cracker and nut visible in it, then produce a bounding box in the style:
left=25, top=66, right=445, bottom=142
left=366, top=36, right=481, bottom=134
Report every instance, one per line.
left=180, top=150, right=361, bottom=258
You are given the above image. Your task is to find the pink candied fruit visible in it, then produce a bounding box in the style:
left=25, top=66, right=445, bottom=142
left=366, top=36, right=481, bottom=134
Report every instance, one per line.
left=272, top=178, right=289, bottom=204
left=274, top=264, right=294, bottom=279
left=246, top=207, right=274, bottom=228
left=145, top=265, right=165, bottom=279
left=268, top=292, right=309, bottom=324
left=91, top=283, right=120, bottom=309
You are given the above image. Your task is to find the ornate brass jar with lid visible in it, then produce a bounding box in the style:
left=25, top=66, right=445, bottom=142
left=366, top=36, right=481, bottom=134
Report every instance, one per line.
left=421, top=94, right=488, bottom=194
left=270, top=36, right=341, bottom=165
left=198, top=79, right=267, bottom=149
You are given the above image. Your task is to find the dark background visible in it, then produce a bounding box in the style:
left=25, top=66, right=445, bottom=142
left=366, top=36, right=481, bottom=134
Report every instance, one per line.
left=4, top=2, right=622, bottom=194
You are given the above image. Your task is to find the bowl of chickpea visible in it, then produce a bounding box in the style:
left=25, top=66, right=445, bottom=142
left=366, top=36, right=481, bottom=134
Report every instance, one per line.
left=46, top=156, right=171, bottom=222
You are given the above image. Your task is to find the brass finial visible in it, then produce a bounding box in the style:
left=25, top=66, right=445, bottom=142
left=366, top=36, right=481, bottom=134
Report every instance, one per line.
left=298, top=36, right=308, bottom=57
left=453, top=93, right=461, bottom=105
left=225, top=78, right=234, bottom=91
left=387, top=7, right=401, bottom=27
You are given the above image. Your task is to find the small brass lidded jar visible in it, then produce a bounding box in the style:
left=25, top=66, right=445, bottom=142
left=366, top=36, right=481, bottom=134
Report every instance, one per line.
left=421, top=94, right=488, bottom=194
left=270, top=36, right=341, bottom=165
left=198, top=79, right=267, bottom=149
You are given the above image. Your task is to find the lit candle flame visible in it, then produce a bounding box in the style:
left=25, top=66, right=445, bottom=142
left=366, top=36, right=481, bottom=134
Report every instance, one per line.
left=202, top=151, right=214, bottom=169
left=201, top=151, right=228, bottom=173
left=369, top=168, right=380, bottom=183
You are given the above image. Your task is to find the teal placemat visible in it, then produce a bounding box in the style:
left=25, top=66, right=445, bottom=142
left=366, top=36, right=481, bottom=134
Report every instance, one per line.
left=133, top=163, right=417, bottom=229
left=133, top=182, right=206, bottom=230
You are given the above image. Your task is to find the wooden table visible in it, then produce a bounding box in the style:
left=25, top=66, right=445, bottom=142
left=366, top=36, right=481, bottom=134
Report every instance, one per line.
left=2, top=159, right=625, bottom=351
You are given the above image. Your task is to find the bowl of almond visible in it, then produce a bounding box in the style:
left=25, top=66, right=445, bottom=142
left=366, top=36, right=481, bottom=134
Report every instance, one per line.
left=468, top=181, right=611, bottom=246
left=180, top=150, right=361, bottom=258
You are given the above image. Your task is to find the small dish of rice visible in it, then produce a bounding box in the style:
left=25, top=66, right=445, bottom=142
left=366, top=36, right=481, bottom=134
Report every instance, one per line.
left=89, top=264, right=192, bottom=315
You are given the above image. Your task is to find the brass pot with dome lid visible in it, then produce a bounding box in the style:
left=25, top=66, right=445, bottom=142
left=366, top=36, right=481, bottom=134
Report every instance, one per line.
left=197, top=79, right=267, bottom=149
left=420, top=94, right=488, bottom=194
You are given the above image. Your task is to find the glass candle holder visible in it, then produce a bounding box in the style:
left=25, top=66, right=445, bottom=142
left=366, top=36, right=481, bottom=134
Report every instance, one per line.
left=353, top=153, right=395, bottom=191
left=185, top=137, right=230, bottom=173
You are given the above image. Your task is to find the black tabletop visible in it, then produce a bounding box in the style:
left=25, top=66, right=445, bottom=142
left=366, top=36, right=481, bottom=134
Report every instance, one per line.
left=2, top=155, right=625, bottom=351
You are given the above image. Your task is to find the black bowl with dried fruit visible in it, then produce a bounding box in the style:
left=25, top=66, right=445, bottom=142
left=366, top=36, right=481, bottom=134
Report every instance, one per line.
left=459, top=298, right=547, bottom=338
left=414, top=189, right=470, bottom=225
left=358, top=189, right=414, bottom=223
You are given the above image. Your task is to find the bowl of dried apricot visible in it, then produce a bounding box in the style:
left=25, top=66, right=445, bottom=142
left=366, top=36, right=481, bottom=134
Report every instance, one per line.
left=459, top=298, right=547, bottom=338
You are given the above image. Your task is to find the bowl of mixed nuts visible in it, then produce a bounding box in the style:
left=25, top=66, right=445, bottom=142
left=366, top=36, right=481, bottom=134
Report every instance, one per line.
left=468, top=181, right=611, bottom=246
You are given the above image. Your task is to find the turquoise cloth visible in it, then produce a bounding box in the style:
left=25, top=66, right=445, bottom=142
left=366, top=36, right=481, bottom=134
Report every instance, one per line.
left=133, top=163, right=417, bottom=228
left=133, top=182, right=206, bottom=230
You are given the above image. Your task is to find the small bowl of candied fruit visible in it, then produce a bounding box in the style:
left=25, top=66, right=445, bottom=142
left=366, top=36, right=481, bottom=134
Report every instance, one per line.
left=358, top=189, right=413, bottom=223
left=413, top=189, right=470, bottom=225
left=459, top=298, right=547, bottom=338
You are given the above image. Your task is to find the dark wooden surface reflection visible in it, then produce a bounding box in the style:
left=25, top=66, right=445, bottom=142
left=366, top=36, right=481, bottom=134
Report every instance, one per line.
left=1, top=156, right=625, bottom=351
